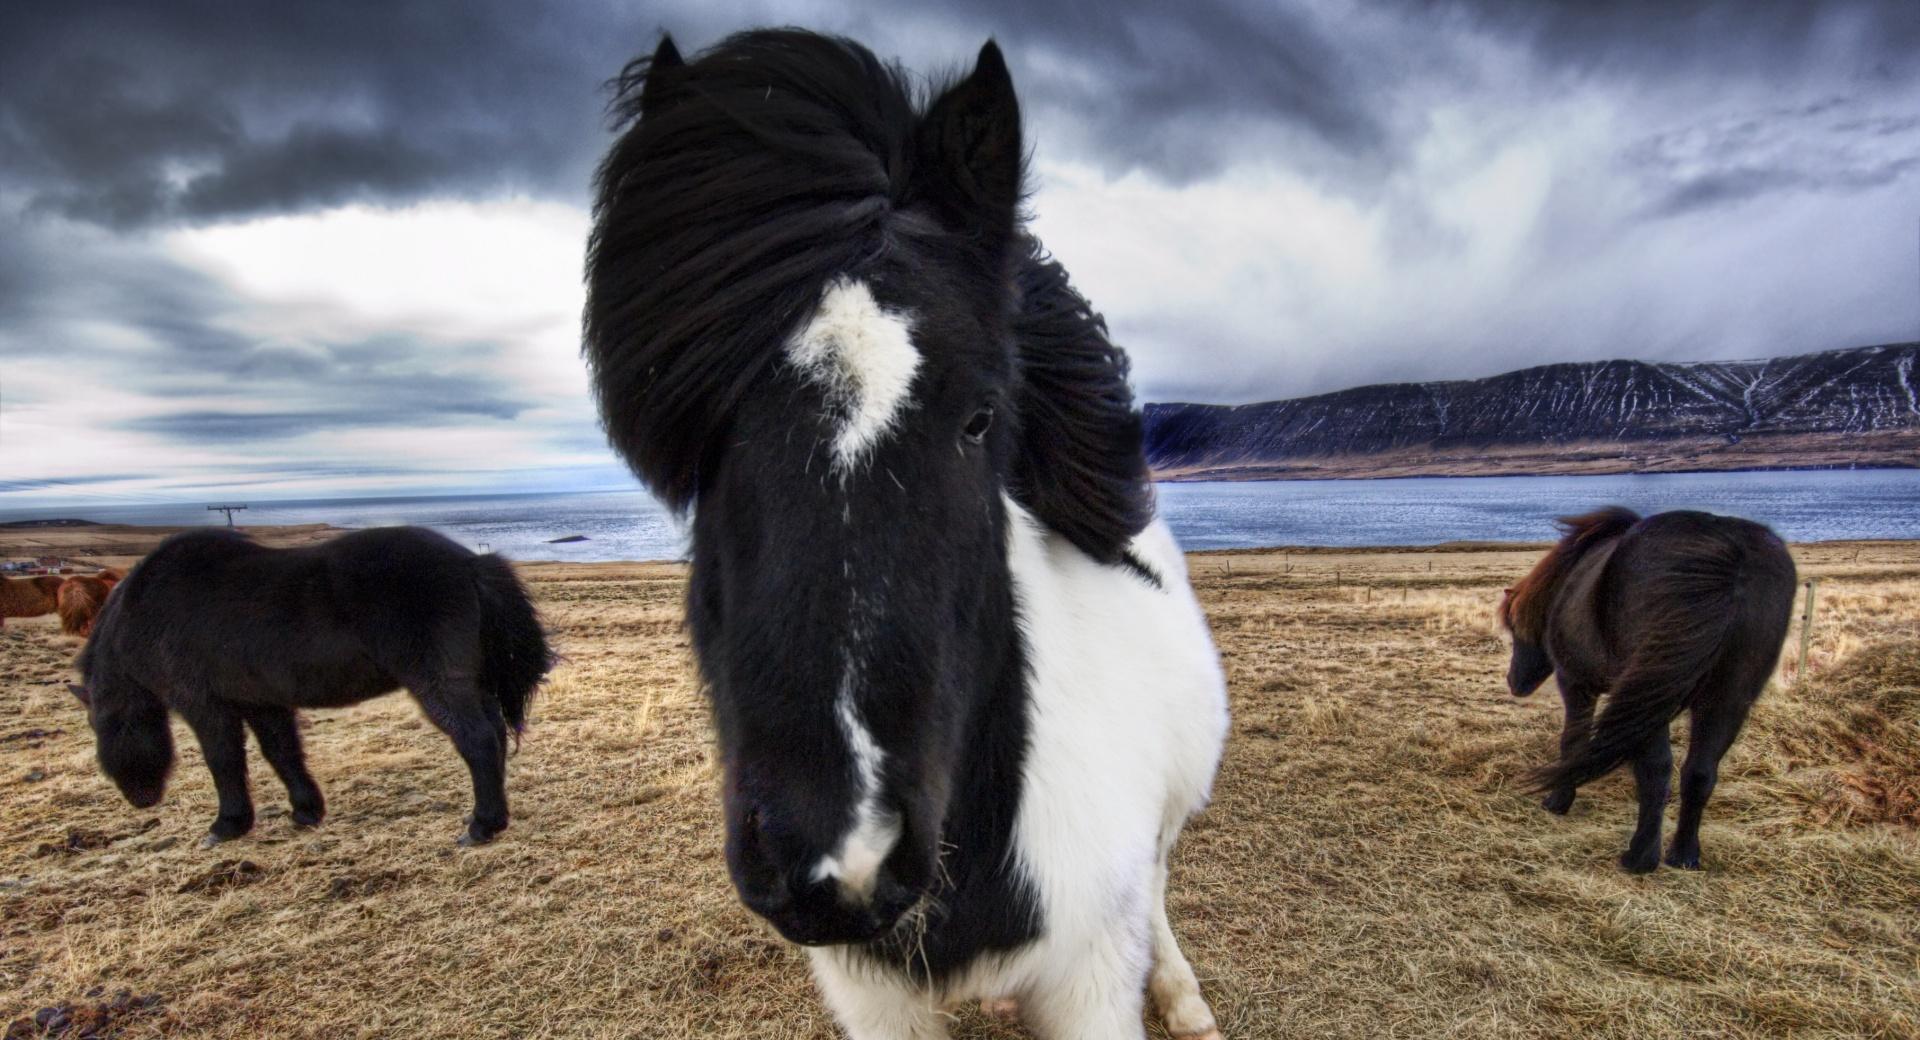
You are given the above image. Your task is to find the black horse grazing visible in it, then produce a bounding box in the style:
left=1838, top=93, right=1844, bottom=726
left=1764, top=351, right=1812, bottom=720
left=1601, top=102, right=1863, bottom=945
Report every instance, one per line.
left=1499, top=508, right=1796, bottom=873
left=71, top=527, right=551, bottom=847
left=586, top=30, right=1228, bottom=1040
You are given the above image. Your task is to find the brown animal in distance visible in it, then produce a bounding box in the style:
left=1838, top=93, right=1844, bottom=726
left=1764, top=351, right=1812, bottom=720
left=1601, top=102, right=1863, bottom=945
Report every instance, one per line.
left=1, top=574, right=66, bottom=626
left=1499, top=507, right=1796, bottom=873
left=58, top=569, right=126, bottom=637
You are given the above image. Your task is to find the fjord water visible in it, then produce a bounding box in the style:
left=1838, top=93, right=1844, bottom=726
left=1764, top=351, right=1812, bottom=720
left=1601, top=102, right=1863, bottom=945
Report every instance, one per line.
left=1155, top=469, right=1920, bottom=550
left=6, top=470, right=1916, bottom=561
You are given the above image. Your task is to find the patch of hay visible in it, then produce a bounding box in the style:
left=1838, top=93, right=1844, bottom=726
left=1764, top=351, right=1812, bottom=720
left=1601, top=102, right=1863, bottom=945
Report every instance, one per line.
left=1765, top=641, right=1920, bottom=827
left=1, top=540, right=1916, bottom=1038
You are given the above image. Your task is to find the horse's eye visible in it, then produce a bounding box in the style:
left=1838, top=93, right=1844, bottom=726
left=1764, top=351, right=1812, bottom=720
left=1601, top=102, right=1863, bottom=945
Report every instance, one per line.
left=962, top=406, right=995, bottom=444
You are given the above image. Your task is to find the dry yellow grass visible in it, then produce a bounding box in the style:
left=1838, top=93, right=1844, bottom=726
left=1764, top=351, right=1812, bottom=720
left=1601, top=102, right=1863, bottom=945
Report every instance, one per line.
left=2, top=542, right=1916, bottom=1038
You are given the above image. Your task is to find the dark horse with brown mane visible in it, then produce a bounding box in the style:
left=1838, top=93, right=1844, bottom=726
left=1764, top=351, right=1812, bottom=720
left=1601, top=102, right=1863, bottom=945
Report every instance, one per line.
left=1499, top=508, right=1796, bottom=873
left=71, top=527, right=552, bottom=847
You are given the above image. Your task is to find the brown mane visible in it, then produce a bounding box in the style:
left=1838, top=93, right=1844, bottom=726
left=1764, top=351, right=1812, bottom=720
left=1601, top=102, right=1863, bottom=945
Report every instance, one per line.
left=1500, top=507, right=1642, bottom=640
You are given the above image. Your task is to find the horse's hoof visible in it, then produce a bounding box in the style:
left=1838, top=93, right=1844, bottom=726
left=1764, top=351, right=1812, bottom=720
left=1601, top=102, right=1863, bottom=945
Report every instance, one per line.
left=1664, top=849, right=1702, bottom=870
left=1618, top=849, right=1660, bottom=874
left=1540, top=789, right=1574, bottom=815
left=292, top=809, right=324, bottom=829
left=980, top=998, right=1018, bottom=1021
left=1162, top=990, right=1219, bottom=1039
left=199, top=832, right=228, bottom=850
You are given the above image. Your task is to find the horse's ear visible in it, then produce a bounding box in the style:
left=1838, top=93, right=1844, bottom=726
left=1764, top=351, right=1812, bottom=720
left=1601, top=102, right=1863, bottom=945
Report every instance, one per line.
left=67, top=683, right=91, bottom=708
left=639, top=35, right=686, bottom=119
left=914, top=40, right=1023, bottom=254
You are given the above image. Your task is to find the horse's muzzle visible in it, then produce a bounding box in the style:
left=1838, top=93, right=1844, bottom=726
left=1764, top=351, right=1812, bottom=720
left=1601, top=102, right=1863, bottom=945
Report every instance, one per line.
left=737, top=866, right=922, bottom=947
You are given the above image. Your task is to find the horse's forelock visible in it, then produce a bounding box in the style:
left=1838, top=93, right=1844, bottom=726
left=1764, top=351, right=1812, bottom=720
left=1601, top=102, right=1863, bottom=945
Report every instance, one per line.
left=586, top=30, right=919, bottom=512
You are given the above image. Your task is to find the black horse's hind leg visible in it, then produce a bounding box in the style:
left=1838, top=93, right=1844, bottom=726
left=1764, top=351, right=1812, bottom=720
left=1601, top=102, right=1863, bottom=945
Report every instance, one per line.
left=1543, top=682, right=1597, bottom=815
left=241, top=705, right=325, bottom=828
left=181, top=702, right=254, bottom=846
left=1666, top=699, right=1754, bottom=870
left=1620, top=729, right=1673, bottom=874
left=413, top=681, right=510, bottom=846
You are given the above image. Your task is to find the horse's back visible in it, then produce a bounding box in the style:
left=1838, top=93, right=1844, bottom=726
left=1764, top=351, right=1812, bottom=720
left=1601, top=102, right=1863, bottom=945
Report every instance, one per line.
left=1596, top=510, right=1797, bottom=680
left=1612, top=511, right=1796, bottom=608
left=93, top=526, right=488, bottom=705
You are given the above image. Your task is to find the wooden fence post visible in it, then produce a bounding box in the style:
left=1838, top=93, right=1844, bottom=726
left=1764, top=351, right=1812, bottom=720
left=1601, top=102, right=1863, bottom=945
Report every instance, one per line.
left=1797, top=579, right=1819, bottom=680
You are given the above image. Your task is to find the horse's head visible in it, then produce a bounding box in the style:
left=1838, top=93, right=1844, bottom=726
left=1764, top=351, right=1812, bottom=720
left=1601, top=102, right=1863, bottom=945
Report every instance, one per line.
left=1497, top=587, right=1553, bottom=697
left=587, top=31, right=1149, bottom=946
left=74, top=655, right=174, bottom=809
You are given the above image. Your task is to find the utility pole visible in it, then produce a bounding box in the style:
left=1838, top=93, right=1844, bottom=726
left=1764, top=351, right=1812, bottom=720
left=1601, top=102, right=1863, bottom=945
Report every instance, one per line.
left=208, top=505, right=248, bottom=527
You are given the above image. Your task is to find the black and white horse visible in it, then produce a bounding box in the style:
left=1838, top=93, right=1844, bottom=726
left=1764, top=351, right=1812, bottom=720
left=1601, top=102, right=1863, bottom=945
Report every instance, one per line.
left=586, top=30, right=1230, bottom=1040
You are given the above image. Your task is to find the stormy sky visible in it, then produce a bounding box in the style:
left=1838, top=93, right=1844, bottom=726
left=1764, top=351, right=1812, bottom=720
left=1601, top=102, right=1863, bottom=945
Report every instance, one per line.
left=3, top=1, right=1917, bottom=505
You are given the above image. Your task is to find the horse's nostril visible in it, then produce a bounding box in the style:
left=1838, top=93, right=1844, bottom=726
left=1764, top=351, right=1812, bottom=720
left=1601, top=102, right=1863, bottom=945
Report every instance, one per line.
left=736, top=869, right=795, bottom=918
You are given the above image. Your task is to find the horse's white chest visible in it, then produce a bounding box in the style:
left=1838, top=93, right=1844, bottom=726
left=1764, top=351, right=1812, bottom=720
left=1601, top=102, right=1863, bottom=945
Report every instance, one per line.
left=996, top=501, right=1229, bottom=984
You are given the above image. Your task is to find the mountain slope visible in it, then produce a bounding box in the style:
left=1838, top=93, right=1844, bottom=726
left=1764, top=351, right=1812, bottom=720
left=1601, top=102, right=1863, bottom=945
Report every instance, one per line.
left=1145, top=343, right=1920, bottom=480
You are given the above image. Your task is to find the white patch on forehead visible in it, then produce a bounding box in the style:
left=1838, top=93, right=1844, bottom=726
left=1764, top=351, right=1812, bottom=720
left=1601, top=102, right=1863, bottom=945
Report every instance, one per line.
left=809, top=651, right=900, bottom=902
left=786, top=278, right=921, bottom=470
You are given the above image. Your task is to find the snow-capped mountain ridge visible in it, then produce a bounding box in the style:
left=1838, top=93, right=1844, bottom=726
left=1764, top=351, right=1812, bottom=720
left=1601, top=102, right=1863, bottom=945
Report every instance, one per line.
left=1145, top=342, right=1920, bottom=477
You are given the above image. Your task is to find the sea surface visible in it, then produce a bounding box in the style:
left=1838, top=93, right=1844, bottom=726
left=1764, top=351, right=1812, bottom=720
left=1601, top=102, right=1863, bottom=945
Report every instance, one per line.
left=5, top=470, right=1917, bottom=561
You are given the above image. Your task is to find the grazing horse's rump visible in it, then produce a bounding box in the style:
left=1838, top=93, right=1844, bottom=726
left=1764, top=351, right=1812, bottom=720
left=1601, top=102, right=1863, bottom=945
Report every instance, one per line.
left=57, top=569, right=123, bottom=637
left=586, top=28, right=1228, bottom=1040
left=1500, top=508, right=1796, bottom=872
left=1, top=574, right=64, bottom=624
left=73, top=526, right=552, bottom=846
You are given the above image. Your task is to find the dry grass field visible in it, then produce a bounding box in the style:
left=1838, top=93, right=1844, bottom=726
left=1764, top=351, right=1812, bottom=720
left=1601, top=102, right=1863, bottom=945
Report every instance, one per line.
left=2, top=537, right=1916, bottom=1038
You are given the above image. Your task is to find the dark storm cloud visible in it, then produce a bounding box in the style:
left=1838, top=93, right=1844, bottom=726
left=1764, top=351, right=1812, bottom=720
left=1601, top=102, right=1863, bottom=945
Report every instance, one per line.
left=1423, top=0, right=1920, bottom=72
left=1622, top=96, right=1920, bottom=218
left=3, top=0, right=1915, bottom=228
left=0, top=0, right=1408, bottom=228
left=903, top=0, right=1394, bottom=181
left=123, top=398, right=524, bottom=442
left=0, top=1, right=661, bottom=228
left=0, top=476, right=146, bottom=493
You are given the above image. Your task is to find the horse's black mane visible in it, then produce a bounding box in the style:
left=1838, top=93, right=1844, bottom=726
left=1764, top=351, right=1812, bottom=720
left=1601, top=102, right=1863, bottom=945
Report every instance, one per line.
left=585, top=28, right=1153, bottom=562
left=1008, top=236, right=1155, bottom=564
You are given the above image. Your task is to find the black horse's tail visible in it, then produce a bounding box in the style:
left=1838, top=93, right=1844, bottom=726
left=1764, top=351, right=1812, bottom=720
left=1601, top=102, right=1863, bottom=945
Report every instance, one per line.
left=1526, top=550, right=1745, bottom=794
left=472, top=554, right=551, bottom=736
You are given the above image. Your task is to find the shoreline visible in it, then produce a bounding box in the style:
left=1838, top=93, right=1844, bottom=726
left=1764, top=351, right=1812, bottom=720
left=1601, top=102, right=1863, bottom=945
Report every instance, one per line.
left=5, top=521, right=1915, bottom=571
left=1154, top=456, right=1920, bottom=483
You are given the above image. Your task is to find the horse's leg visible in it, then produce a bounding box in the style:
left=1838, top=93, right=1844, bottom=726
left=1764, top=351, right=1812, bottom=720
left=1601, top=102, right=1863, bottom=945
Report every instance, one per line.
left=1023, top=955, right=1151, bottom=1040
left=181, top=702, right=254, bottom=846
left=807, top=948, right=947, bottom=1040
left=1619, top=728, right=1673, bottom=874
left=1148, top=824, right=1221, bottom=1040
left=240, top=705, right=325, bottom=828
left=1542, top=681, right=1597, bottom=815
left=1666, top=698, right=1754, bottom=870
left=413, top=679, right=509, bottom=845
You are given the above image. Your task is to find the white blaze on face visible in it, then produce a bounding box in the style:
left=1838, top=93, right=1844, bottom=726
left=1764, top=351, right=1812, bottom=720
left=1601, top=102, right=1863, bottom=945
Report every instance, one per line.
left=810, top=670, right=900, bottom=903
left=785, top=278, right=921, bottom=471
